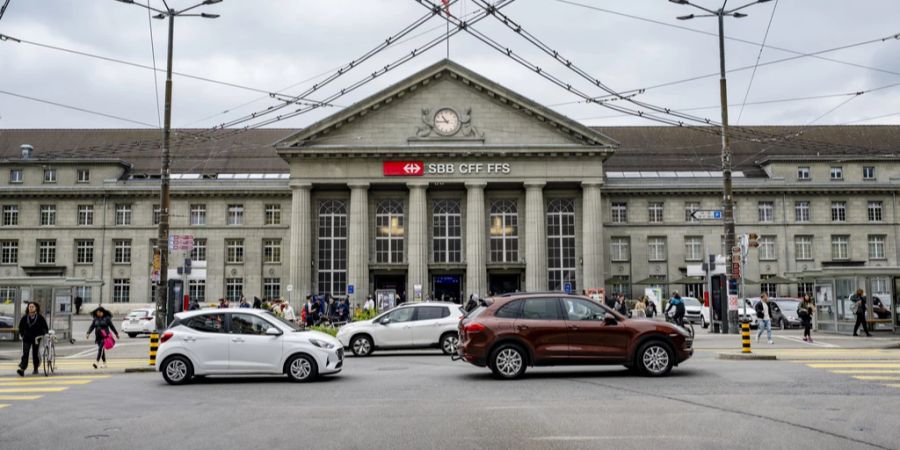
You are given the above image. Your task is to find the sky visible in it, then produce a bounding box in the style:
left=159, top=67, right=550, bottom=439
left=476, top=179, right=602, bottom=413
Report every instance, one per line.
left=0, top=0, right=899, bottom=130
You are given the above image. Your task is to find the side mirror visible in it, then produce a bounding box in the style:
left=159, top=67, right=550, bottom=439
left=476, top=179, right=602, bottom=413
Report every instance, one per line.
left=265, top=327, right=282, bottom=336
left=380, top=317, right=391, bottom=325
left=603, top=313, right=618, bottom=325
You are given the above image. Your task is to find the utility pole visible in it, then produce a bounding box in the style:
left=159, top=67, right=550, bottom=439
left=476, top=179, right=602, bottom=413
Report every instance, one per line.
left=115, top=0, right=222, bottom=331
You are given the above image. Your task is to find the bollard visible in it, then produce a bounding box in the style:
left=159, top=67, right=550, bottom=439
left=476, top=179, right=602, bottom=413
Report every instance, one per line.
left=149, top=332, right=159, bottom=366
left=741, top=320, right=751, bottom=354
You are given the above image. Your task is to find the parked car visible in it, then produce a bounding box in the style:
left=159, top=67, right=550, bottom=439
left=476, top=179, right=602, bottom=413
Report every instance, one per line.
left=751, top=298, right=801, bottom=329
left=122, top=308, right=156, bottom=338
left=337, top=302, right=464, bottom=356
left=457, top=293, right=693, bottom=379
left=700, top=298, right=757, bottom=329
left=156, top=308, right=343, bottom=385
left=666, top=296, right=702, bottom=324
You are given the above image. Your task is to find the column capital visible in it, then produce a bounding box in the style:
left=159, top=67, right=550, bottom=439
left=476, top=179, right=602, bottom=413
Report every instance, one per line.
left=406, top=181, right=429, bottom=189
left=465, top=181, right=487, bottom=189
left=289, top=180, right=313, bottom=190
left=348, top=181, right=371, bottom=189
left=524, top=180, right=547, bottom=189
left=581, top=180, right=603, bottom=188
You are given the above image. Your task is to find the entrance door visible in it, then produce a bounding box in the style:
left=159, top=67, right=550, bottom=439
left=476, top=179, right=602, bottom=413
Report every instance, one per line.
left=432, top=275, right=462, bottom=303
left=489, top=273, right=521, bottom=295
left=374, top=275, right=406, bottom=304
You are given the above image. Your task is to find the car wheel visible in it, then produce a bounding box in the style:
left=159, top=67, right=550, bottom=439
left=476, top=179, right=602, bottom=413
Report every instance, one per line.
left=637, top=341, right=674, bottom=377
left=701, top=316, right=708, bottom=329
left=127, top=333, right=138, bottom=338
left=440, top=332, right=459, bottom=356
left=286, top=354, right=318, bottom=383
left=161, top=356, right=193, bottom=386
left=351, top=335, right=373, bottom=357
left=489, top=344, right=527, bottom=380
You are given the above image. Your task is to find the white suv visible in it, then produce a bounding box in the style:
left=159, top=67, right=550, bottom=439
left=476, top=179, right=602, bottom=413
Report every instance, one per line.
left=157, top=308, right=343, bottom=385
left=337, top=302, right=464, bottom=356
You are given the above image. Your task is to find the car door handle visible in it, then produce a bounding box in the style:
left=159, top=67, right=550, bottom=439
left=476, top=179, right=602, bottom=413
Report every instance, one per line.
left=184, top=337, right=196, bottom=343
left=568, top=325, right=579, bottom=331
left=231, top=338, right=245, bottom=343
left=517, top=325, right=529, bottom=331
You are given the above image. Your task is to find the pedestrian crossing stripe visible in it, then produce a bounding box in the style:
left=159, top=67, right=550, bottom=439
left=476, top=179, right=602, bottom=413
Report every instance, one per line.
left=0, top=375, right=111, bottom=381
left=0, top=380, right=94, bottom=387
left=831, top=370, right=900, bottom=374
left=0, top=404, right=8, bottom=409
left=806, top=363, right=900, bottom=369
left=852, top=376, right=900, bottom=381
left=885, top=384, right=900, bottom=388
left=0, top=395, right=43, bottom=400
left=0, top=387, right=68, bottom=393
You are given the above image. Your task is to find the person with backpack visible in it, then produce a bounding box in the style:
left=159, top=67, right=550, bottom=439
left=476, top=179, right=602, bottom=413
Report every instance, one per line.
left=86, top=306, right=119, bottom=369
left=798, top=294, right=815, bottom=343
left=17, top=302, right=49, bottom=377
left=755, top=293, right=774, bottom=344
left=851, top=289, right=872, bottom=337
left=665, top=292, right=686, bottom=327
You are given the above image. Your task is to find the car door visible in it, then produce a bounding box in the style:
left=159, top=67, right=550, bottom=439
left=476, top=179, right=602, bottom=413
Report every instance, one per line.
left=227, top=313, right=283, bottom=372
left=179, top=313, right=229, bottom=372
left=375, top=307, right=415, bottom=347
left=410, top=306, right=448, bottom=346
left=514, top=298, right=568, bottom=363
left=562, top=298, right=631, bottom=362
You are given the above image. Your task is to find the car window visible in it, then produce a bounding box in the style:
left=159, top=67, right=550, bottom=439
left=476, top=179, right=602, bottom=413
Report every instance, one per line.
left=182, top=314, right=225, bottom=333
left=495, top=300, right=523, bottom=319
left=415, top=306, right=447, bottom=321
left=562, top=298, right=606, bottom=321
left=521, top=298, right=562, bottom=320
left=230, top=314, right=275, bottom=335
left=683, top=298, right=701, bottom=307
left=388, top=307, right=415, bottom=323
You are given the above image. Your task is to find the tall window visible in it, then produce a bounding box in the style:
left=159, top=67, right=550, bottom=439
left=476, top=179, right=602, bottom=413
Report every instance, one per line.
left=547, top=199, right=576, bottom=292
left=610, top=237, right=630, bottom=262
left=318, top=200, right=347, bottom=296
left=758, top=236, right=776, bottom=260
left=684, top=202, right=700, bottom=223
left=2, top=205, right=18, bottom=226
left=77, top=169, right=90, bottom=183
left=115, top=204, right=132, bottom=226
left=830, top=167, right=843, bottom=180
left=75, top=286, right=92, bottom=304
left=0, top=287, right=16, bottom=304
left=758, top=201, right=774, bottom=222
left=9, top=169, right=23, bottom=184
left=611, top=202, right=627, bottom=223
left=264, top=204, right=282, bottom=225
left=77, top=205, right=94, bottom=226
left=113, top=239, right=132, bottom=264
left=40, top=205, right=57, bottom=226
left=831, top=235, right=849, bottom=260
left=684, top=236, right=702, bottom=261
left=831, top=201, right=846, bottom=222
left=263, top=239, right=282, bottom=263
left=113, top=279, right=130, bottom=303
left=648, top=237, right=666, bottom=261
left=0, top=240, right=18, bottom=264
left=489, top=200, right=518, bottom=263
left=188, top=280, right=206, bottom=303
left=868, top=235, right=886, bottom=260
left=227, top=204, right=244, bottom=226
left=798, top=283, right=814, bottom=298
left=225, top=278, right=244, bottom=302
left=226, top=239, right=244, bottom=264
left=190, top=204, right=206, bottom=226
left=38, top=239, right=56, bottom=264
left=760, top=275, right=777, bottom=297
left=868, top=201, right=883, bottom=222
left=152, top=204, right=161, bottom=226
left=432, top=199, right=461, bottom=263
left=794, top=236, right=813, bottom=261
left=75, top=239, right=94, bottom=264
left=264, top=278, right=281, bottom=300
left=190, top=238, right=207, bottom=262
left=797, top=167, right=810, bottom=180
left=794, top=201, right=810, bottom=222
left=648, top=202, right=664, bottom=223
left=375, top=200, right=404, bottom=263
left=863, top=166, right=875, bottom=180
left=43, top=168, right=57, bottom=183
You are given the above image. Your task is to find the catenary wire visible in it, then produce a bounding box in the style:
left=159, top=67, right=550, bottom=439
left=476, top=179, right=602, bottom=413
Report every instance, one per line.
left=735, top=0, right=777, bottom=125
left=0, top=89, right=159, bottom=127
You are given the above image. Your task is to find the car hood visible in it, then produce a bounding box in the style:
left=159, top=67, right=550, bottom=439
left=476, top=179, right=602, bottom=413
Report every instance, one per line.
left=290, top=330, right=341, bottom=345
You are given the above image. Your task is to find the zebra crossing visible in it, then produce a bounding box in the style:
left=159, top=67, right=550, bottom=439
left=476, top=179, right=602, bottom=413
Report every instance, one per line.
left=0, top=375, right=111, bottom=410
left=785, top=349, right=900, bottom=390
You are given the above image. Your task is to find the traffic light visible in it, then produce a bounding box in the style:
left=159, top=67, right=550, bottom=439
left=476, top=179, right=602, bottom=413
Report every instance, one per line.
left=748, top=233, right=759, bottom=248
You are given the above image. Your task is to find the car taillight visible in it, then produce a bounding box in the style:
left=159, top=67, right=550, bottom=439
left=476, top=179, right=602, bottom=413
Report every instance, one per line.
left=464, top=322, right=485, bottom=333
left=160, top=331, right=174, bottom=344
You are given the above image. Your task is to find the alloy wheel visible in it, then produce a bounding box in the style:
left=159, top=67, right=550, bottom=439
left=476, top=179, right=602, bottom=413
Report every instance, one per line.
left=442, top=335, right=459, bottom=354
left=642, top=345, right=670, bottom=375
left=353, top=337, right=372, bottom=356
left=290, top=357, right=312, bottom=380
left=495, top=348, right=523, bottom=377
left=166, top=359, right=188, bottom=383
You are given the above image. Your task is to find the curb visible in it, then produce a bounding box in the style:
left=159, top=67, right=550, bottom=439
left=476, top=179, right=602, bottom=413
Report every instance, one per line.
left=124, top=367, right=156, bottom=374
left=717, top=352, right=777, bottom=361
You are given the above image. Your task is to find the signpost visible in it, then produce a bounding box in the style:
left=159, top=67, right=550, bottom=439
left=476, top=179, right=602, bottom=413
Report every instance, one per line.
left=564, top=282, right=573, bottom=294
left=690, top=210, right=723, bottom=221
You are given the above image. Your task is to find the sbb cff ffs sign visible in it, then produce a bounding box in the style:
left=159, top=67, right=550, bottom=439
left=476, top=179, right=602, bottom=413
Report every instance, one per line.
left=383, top=161, right=424, bottom=176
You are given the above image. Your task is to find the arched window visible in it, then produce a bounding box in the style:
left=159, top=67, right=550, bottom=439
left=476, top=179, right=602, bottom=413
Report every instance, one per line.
left=489, top=199, right=518, bottom=263
left=376, top=199, right=404, bottom=263
left=318, top=200, right=347, bottom=296
left=547, top=199, right=576, bottom=292
left=432, top=199, right=461, bottom=263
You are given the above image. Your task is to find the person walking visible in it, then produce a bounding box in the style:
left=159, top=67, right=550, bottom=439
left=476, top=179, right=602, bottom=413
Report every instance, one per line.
left=86, top=306, right=119, bottom=369
left=646, top=297, right=657, bottom=318
left=283, top=300, right=297, bottom=325
left=633, top=296, right=647, bottom=318
left=755, top=294, right=774, bottom=344
left=303, top=295, right=317, bottom=327
left=74, top=295, right=83, bottom=315
left=851, top=289, right=872, bottom=337
left=252, top=296, right=262, bottom=309
left=798, top=294, right=815, bottom=343
left=16, top=302, right=49, bottom=377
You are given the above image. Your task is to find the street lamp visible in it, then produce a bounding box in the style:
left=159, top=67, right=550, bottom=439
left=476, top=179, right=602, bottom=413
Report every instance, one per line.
left=669, top=0, right=770, bottom=334
left=115, top=0, right=223, bottom=332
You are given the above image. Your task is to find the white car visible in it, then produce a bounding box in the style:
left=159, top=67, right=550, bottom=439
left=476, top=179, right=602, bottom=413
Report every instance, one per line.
left=156, top=308, right=342, bottom=385
left=337, top=302, right=464, bottom=356
left=701, top=298, right=757, bottom=329
left=121, top=309, right=156, bottom=337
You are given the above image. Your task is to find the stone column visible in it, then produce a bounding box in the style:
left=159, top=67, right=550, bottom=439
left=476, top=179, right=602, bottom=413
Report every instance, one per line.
left=407, top=182, right=429, bottom=302
left=525, top=181, right=548, bottom=292
left=348, top=182, right=370, bottom=306
left=289, top=181, right=312, bottom=308
left=581, top=181, right=604, bottom=291
left=465, top=181, right=487, bottom=298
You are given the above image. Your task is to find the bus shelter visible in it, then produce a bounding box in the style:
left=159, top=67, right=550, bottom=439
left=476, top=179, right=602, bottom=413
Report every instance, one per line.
left=788, top=267, right=899, bottom=334
left=1, top=277, right=101, bottom=341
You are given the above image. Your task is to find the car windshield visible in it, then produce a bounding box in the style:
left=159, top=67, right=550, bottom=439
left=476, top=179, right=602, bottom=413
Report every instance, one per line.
left=127, top=310, right=149, bottom=318
left=683, top=298, right=701, bottom=307
left=775, top=300, right=798, bottom=311
left=263, top=311, right=301, bottom=331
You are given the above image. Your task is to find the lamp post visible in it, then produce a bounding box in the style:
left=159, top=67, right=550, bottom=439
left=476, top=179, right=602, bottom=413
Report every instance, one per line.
left=115, top=0, right=222, bottom=331
left=669, top=0, right=771, bottom=333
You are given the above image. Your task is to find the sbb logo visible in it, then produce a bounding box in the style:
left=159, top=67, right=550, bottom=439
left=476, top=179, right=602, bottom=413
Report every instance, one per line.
left=383, top=161, right=424, bottom=176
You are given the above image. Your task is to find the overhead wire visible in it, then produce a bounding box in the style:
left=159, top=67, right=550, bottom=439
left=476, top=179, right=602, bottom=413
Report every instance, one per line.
left=0, top=89, right=159, bottom=127
left=0, top=0, right=11, bottom=22
left=735, top=0, right=777, bottom=125
left=146, top=0, right=163, bottom=128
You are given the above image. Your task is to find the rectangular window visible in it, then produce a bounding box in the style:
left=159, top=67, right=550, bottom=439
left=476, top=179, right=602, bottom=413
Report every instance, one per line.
left=830, top=167, right=843, bottom=180
left=684, top=202, right=700, bottom=223
left=831, top=235, right=849, bottom=260
left=43, top=168, right=56, bottom=183
left=152, top=204, right=161, bottom=226
left=648, top=237, right=666, bottom=262
left=0, top=287, right=16, bottom=304
left=489, top=200, right=519, bottom=263
left=75, top=239, right=94, bottom=264
left=75, top=286, right=92, bottom=304
left=113, top=279, right=130, bottom=303
left=317, top=200, right=348, bottom=296
left=263, top=239, right=282, bottom=263
left=0, top=240, right=18, bottom=264
left=611, top=202, right=627, bottom=223
left=113, top=239, right=132, bottom=264
left=38, top=239, right=56, bottom=264
left=868, top=235, right=886, bottom=260
left=798, top=282, right=814, bottom=298
left=264, top=204, right=282, bottom=225
left=225, top=278, right=243, bottom=302
left=188, top=280, right=206, bottom=303
left=77, top=205, right=94, bottom=226
left=794, top=201, right=810, bottom=222
left=9, top=169, right=23, bottom=184
left=797, top=167, right=810, bottom=180
left=759, top=236, right=776, bottom=260
left=684, top=236, right=702, bottom=261
left=115, top=204, right=132, bottom=226
left=376, top=200, right=405, bottom=264
left=227, top=204, right=243, bottom=226
left=77, top=169, right=90, bottom=183
left=758, top=201, right=774, bottom=222
left=263, top=278, right=281, bottom=300
left=547, top=199, right=576, bottom=292
left=831, top=201, right=846, bottom=222
left=190, top=238, right=207, bottom=262
left=868, top=201, right=883, bottom=222
left=794, top=236, right=813, bottom=261
left=863, top=166, right=875, bottom=180
left=648, top=202, right=664, bottom=223
left=190, top=204, right=206, bottom=226
left=40, top=205, right=56, bottom=226
left=610, top=237, right=630, bottom=262
left=432, top=199, right=462, bottom=263
left=760, top=275, right=777, bottom=297
left=226, top=239, right=244, bottom=264
left=2, top=205, right=18, bottom=226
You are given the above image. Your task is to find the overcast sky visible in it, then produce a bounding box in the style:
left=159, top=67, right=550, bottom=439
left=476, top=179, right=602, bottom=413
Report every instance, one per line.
left=1, top=0, right=899, bottom=130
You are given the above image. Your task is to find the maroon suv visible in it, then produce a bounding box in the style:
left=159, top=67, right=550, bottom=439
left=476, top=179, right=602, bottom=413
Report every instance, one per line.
left=457, top=293, right=693, bottom=379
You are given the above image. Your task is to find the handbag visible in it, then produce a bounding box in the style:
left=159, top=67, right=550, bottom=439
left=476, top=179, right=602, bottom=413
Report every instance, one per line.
left=101, top=329, right=116, bottom=350
left=850, top=301, right=859, bottom=314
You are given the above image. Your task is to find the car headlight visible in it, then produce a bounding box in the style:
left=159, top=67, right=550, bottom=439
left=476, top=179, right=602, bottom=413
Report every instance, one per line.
left=309, top=338, right=335, bottom=349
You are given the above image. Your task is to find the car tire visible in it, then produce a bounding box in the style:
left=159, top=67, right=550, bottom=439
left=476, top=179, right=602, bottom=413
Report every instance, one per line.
left=489, top=344, right=527, bottom=380
left=161, top=356, right=193, bottom=386
left=701, top=316, right=708, bottom=329
left=350, top=335, right=374, bottom=357
left=127, top=333, right=138, bottom=338
left=440, top=332, right=459, bottom=356
left=636, top=341, right=674, bottom=377
left=285, top=354, right=318, bottom=383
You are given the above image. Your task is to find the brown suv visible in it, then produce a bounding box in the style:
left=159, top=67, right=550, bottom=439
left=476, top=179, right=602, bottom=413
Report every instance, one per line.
left=457, top=293, right=693, bottom=379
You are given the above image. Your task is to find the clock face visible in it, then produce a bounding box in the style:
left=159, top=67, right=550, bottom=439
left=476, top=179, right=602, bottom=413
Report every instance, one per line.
left=433, top=108, right=461, bottom=136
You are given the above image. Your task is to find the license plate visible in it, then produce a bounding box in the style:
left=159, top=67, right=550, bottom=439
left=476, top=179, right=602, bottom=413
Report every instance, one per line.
left=130, top=319, right=138, bottom=323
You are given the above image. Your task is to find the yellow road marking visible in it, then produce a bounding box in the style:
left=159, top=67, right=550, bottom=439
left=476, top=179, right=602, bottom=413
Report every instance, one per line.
left=852, top=376, right=900, bottom=381
left=0, top=375, right=110, bottom=380
left=0, top=380, right=93, bottom=386
left=807, top=363, right=900, bottom=369
left=885, top=384, right=900, bottom=388
left=0, top=387, right=68, bottom=393
left=792, top=360, right=900, bottom=363
left=0, top=404, right=8, bottom=409
left=831, top=370, right=900, bottom=374
left=0, top=395, right=43, bottom=400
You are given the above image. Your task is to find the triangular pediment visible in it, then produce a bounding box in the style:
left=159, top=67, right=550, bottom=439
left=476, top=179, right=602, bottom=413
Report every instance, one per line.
left=275, top=59, right=618, bottom=149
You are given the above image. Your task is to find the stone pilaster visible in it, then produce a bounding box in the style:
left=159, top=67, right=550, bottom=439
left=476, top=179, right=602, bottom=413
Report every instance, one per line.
left=581, top=181, right=604, bottom=291
left=407, top=182, right=429, bottom=301
left=288, top=181, right=312, bottom=308
left=348, top=182, right=369, bottom=306
left=525, top=181, right=547, bottom=292
left=465, top=181, right=487, bottom=298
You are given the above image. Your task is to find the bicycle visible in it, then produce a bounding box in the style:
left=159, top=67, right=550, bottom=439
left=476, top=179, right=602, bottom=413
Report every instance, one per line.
left=37, top=330, right=58, bottom=376
left=665, top=313, right=694, bottom=338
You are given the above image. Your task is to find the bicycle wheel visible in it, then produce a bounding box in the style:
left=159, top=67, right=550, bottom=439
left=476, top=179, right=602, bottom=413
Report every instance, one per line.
left=49, top=342, right=56, bottom=374
left=687, top=322, right=695, bottom=338
left=42, top=345, right=50, bottom=377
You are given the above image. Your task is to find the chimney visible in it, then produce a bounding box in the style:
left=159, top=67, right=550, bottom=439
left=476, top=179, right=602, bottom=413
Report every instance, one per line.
left=20, top=144, right=33, bottom=160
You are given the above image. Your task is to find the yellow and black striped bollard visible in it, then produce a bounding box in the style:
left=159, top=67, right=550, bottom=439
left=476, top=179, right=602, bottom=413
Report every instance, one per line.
left=149, top=333, right=159, bottom=366
left=741, top=320, right=752, bottom=354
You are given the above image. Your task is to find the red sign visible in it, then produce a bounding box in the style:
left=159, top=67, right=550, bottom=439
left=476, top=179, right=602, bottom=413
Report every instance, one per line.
left=732, top=262, right=741, bottom=278
left=383, top=161, right=424, bottom=176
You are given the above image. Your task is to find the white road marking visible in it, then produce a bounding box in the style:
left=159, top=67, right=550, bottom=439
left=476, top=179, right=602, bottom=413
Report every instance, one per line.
left=777, top=335, right=838, bottom=347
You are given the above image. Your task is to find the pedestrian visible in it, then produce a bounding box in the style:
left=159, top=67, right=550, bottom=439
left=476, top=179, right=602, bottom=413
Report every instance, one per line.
left=252, top=296, right=262, bottom=309
left=217, top=298, right=228, bottom=309
left=755, top=293, right=774, bottom=344
left=304, top=295, right=317, bottom=327
left=16, top=302, right=49, bottom=377
left=665, top=292, right=685, bottom=327
left=633, top=296, right=647, bottom=318
left=188, top=298, right=200, bottom=311
left=282, top=300, right=297, bottom=324
left=364, top=295, right=375, bottom=312
left=615, top=295, right=628, bottom=316
left=239, top=297, right=250, bottom=308
left=798, top=294, right=814, bottom=343
left=86, top=306, right=119, bottom=369
left=646, top=298, right=657, bottom=318
left=74, top=295, right=83, bottom=315
left=851, top=289, right=872, bottom=337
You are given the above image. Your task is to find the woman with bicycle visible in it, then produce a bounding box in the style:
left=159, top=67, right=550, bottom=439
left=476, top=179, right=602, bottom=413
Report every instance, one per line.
left=86, top=306, right=119, bottom=369
left=16, top=302, right=49, bottom=377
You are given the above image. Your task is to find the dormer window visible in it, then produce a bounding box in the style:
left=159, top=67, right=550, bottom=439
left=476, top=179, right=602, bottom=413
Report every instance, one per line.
left=77, top=169, right=90, bottom=183
left=863, top=166, right=875, bottom=180
left=43, top=168, right=57, bottom=183
left=830, top=167, right=843, bottom=181
left=797, top=167, right=810, bottom=180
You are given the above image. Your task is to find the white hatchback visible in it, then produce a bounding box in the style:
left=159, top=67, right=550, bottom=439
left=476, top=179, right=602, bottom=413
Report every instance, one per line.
left=122, top=309, right=156, bottom=337
left=337, top=302, right=464, bottom=356
left=157, top=308, right=343, bottom=385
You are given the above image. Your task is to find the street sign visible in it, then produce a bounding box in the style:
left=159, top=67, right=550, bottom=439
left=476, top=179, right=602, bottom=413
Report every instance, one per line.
left=564, top=282, right=573, bottom=294
left=286, top=284, right=293, bottom=292
left=348, top=284, right=354, bottom=294
left=691, top=210, right=723, bottom=220
left=728, top=294, right=739, bottom=311
left=168, top=234, right=194, bottom=251
left=732, top=262, right=741, bottom=279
